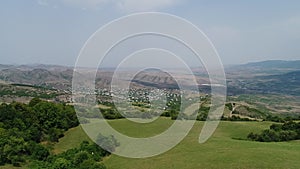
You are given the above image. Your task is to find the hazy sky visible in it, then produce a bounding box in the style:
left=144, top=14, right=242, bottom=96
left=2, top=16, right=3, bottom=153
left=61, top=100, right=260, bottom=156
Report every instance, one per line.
left=1, top=0, right=300, bottom=66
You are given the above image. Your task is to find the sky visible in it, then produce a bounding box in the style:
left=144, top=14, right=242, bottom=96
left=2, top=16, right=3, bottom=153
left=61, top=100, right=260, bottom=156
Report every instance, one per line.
left=1, top=0, right=300, bottom=67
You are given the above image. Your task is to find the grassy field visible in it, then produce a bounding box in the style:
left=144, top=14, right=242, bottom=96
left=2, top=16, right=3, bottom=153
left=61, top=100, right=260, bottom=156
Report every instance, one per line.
left=3, top=119, right=299, bottom=169
left=53, top=125, right=92, bottom=154
left=51, top=118, right=300, bottom=169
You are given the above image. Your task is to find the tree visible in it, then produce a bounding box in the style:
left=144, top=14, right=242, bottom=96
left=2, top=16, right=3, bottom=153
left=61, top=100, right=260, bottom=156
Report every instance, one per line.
left=73, top=151, right=89, bottom=165
left=279, top=130, right=297, bottom=141
left=248, top=121, right=300, bottom=142
left=53, top=158, right=71, bottom=169
left=270, top=124, right=282, bottom=131
left=31, top=143, right=50, bottom=161
left=247, top=132, right=259, bottom=141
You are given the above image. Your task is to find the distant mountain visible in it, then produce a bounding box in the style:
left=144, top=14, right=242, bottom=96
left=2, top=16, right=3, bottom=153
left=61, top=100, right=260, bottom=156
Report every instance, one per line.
left=0, top=61, right=298, bottom=95
left=226, top=60, right=300, bottom=76
left=0, top=64, right=14, bottom=70
left=0, top=68, right=73, bottom=90
left=257, top=70, right=300, bottom=95
left=225, top=60, right=300, bottom=96
left=227, top=70, right=300, bottom=96
left=0, top=65, right=209, bottom=91
left=244, top=60, right=300, bottom=69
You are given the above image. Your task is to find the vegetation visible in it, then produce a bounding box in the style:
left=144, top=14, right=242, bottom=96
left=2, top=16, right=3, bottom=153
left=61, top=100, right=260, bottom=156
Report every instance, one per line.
left=222, top=115, right=256, bottom=121
left=1, top=96, right=300, bottom=168
left=0, top=83, right=59, bottom=99
left=29, top=141, right=109, bottom=169
left=35, top=117, right=300, bottom=169
left=0, top=98, right=113, bottom=168
left=53, top=126, right=92, bottom=154
left=98, top=119, right=300, bottom=169
left=229, top=94, right=299, bottom=115
left=0, top=61, right=299, bottom=168
left=248, top=121, right=300, bottom=142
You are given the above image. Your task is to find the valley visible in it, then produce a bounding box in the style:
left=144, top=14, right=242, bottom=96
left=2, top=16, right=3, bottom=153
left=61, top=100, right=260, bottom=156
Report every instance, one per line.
left=0, top=60, right=299, bottom=169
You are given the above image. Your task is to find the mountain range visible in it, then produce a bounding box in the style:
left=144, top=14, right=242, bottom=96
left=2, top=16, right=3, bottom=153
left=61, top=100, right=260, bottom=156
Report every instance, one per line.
left=0, top=60, right=299, bottom=96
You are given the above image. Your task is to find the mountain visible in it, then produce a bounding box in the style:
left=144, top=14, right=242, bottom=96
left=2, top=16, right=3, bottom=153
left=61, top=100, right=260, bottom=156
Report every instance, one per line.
left=227, top=70, right=300, bottom=96
left=0, top=65, right=210, bottom=91
left=0, top=64, right=14, bottom=70
left=257, top=70, right=300, bottom=95
left=0, top=60, right=299, bottom=96
left=244, top=60, right=300, bottom=69
left=0, top=68, right=73, bottom=90
left=226, top=60, right=300, bottom=76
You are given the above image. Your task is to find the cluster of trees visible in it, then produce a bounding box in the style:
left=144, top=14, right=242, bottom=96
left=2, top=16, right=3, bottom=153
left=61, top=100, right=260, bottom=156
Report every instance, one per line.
left=0, top=98, right=116, bottom=168
left=161, top=109, right=179, bottom=120
left=263, top=115, right=286, bottom=123
left=76, top=100, right=124, bottom=120
left=196, top=106, right=209, bottom=121
left=263, top=115, right=300, bottom=123
left=100, top=108, right=125, bottom=120
left=160, top=95, right=182, bottom=120
left=161, top=106, right=202, bottom=121
left=0, top=98, right=79, bottom=166
left=248, top=121, right=300, bottom=142
left=78, top=107, right=124, bottom=120
left=29, top=141, right=109, bottom=169
left=161, top=108, right=194, bottom=120
left=221, top=115, right=256, bottom=121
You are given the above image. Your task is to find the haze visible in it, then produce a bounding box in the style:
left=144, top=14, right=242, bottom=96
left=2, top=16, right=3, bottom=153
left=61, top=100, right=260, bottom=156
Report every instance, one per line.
left=1, top=0, right=300, bottom=66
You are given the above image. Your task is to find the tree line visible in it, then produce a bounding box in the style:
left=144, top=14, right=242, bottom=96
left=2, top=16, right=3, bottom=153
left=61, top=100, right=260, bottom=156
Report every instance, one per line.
left=0, top=98, right=115, bottom=168
left=248, top=121, right=300, bottom=142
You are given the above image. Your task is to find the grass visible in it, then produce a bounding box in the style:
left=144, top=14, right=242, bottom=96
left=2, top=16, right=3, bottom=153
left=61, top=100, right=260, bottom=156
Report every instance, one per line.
left=50, top=118, right=300, bottom=169
left=2, top=119, right=296, bottom=169
left=85, top=117, right=175, bottom=138
left=53, top=126, right=92, bottom=154
left=103, top=120, right=300, bottom=169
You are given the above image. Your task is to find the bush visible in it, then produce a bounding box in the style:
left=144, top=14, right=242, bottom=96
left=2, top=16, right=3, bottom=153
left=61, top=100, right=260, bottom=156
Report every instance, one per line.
left=31, top=144, right=50, bottom=161
left=248, top=121, right=300, bottom=142
left=96, top=134, right=120, bottom=152
left=29, top=141, right=111, bottom=169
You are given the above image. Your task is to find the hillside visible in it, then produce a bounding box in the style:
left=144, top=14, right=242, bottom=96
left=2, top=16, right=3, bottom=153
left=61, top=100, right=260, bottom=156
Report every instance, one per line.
left=51, top=118, right=300, bottom=169
left=0, top=60, right=299, bottom=99
left=244, top=60, right=300, bottom=69
left=228, top=60, right=300, bottom=74
left=0, top=66, right=209, bottom=91
left=227, top=70, right=300, bottom=96
left=225, top=60, right=300, bottom=96
left=0, top=68, right=72, bottom=90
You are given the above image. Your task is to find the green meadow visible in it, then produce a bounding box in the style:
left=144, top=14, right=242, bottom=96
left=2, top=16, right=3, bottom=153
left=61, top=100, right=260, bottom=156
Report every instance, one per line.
left=53, top=118, right=300, bottom=169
